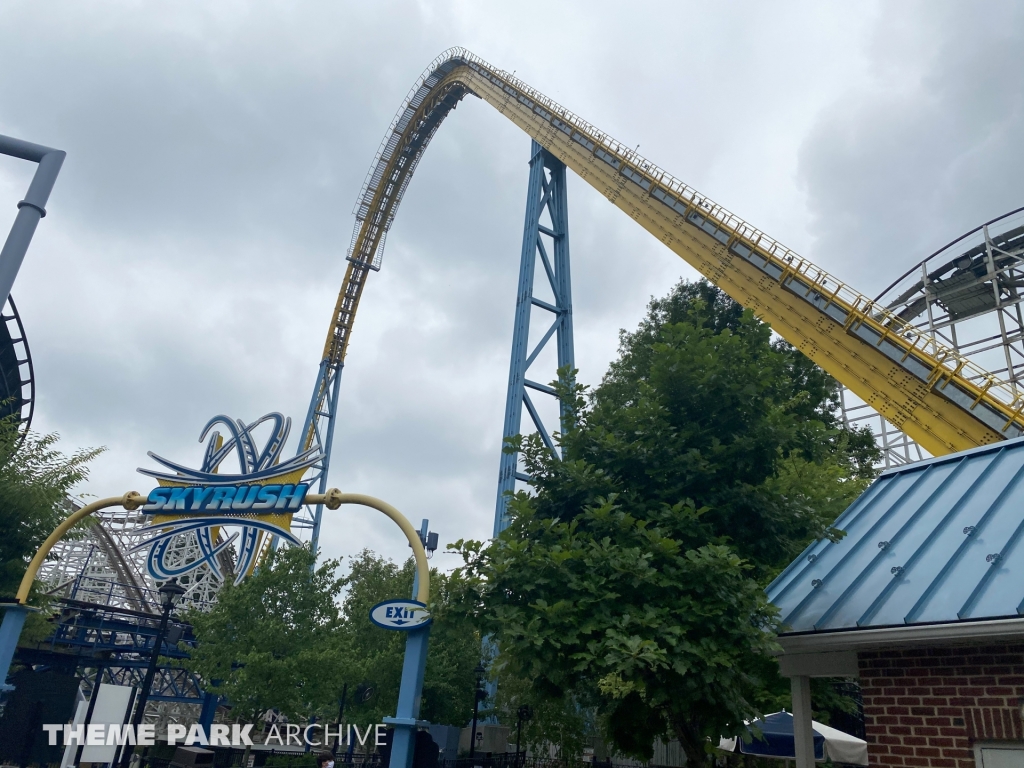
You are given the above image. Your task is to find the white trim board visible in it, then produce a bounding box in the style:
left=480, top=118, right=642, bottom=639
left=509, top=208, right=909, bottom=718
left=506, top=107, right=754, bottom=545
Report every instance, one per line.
left=777, top=617, right=1024, bottom=657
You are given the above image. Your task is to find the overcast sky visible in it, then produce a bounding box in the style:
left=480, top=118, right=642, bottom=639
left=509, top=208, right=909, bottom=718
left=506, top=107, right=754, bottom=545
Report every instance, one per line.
left=1, top=1, right=1021, bottom=575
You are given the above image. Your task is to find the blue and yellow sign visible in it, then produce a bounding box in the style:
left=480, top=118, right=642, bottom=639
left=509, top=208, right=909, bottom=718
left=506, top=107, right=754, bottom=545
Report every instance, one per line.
left=134, top=412, right=321, bottom=585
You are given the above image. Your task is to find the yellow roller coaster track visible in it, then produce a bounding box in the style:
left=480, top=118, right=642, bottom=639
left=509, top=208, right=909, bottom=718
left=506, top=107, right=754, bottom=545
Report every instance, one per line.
left=320, top=47, right=1024, bottom=458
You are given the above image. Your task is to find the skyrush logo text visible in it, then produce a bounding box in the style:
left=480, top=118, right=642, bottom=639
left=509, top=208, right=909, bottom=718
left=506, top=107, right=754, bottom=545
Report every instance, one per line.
left=143, top=483, right=310, bottom=513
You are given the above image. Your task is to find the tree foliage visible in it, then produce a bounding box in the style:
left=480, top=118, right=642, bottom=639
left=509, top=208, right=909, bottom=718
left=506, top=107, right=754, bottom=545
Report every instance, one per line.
left=491, top=668, right=591, bottom=761
left=184, top=547, right=481, bottom=728
left=183, top=546, right=348, bottom=722
left=453, top=281, right=877, bottom=764
left=0, top=415, right=104, bottom=606
left=336, top=550, right=481, bottom=728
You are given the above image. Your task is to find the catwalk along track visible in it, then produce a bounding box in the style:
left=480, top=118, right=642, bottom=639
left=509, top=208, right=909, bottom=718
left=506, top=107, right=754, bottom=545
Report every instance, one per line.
left=314, top=47, right=1024, bottom=459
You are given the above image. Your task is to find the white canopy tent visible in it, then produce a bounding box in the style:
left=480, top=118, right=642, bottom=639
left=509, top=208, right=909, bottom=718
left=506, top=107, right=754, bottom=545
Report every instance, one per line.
left=718, top=711, right=868, bottom=766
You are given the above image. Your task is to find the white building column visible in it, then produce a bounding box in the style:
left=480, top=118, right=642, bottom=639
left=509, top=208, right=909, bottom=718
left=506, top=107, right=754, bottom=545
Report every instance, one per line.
left=790, top=675, right=815, bottom=768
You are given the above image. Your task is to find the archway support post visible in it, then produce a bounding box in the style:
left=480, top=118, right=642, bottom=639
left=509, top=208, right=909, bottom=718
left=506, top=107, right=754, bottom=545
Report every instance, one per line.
left=319, top=494, right=433, bottom=768
left=385, top=518, right=432, bottom=768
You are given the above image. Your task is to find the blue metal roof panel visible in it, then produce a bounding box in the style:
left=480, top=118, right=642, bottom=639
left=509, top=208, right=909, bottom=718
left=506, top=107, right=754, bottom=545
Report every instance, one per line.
left=858, top=450, right=1003, bottom=627
left=767, top=436, right=1024, bottom=633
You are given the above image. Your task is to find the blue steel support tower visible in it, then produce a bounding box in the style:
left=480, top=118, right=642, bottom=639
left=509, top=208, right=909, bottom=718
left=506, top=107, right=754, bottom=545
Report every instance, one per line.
left=300, top=359, right=344, bottom=549
left=494, top=141, right=575, bottom=537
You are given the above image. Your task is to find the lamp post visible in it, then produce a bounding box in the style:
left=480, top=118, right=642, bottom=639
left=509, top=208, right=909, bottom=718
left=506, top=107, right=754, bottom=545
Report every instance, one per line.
left=468, top=663, right=486, bottom=759
left=118, top=577, right=186, bottom=768
left=515, top=704, right=533, bottom=768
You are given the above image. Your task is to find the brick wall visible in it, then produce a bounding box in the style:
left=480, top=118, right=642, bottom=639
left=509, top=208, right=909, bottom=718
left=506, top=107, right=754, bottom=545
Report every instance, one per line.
left=858, top=643, right=1024, bottom=767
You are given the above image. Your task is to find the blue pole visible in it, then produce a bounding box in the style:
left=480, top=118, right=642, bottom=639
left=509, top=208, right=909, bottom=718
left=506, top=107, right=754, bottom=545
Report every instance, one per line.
left=198, top=691, right=220, bottom=739
left=310, top=362, right=343, bottom=551
left=0, top=135, right=66, bottom=309
left=0, top=605, right=29, bottom=691
left=386, top=520, right=432, bottom=768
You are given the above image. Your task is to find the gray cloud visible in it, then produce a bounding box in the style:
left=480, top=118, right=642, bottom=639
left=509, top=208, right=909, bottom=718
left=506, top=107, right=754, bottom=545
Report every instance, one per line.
left=2, top=0, right=1016, bottom=572
left=798, top=0, right=1024, bottom=294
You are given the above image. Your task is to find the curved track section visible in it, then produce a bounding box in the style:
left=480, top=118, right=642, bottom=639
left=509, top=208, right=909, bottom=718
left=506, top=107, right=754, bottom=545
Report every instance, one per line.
left=320, top=47, right=1024, bottom=457
left=0, top=295, right=34, bottom=430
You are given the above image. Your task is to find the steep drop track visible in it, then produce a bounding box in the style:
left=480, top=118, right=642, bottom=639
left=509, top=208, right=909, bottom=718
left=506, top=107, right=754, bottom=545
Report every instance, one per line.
left=318, top=48, right=1024, bottom=457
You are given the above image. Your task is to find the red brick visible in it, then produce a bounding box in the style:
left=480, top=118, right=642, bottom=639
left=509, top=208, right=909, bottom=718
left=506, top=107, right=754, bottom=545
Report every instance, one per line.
left=956, top=686, right=985, bottom=696
left=857, top=643, right=1024, bottom=767
left=976, top=697, right=1007, bottom=707
left=982, top=666, right=1013, bottom=675
left=942, top=748, right=973, bottom=759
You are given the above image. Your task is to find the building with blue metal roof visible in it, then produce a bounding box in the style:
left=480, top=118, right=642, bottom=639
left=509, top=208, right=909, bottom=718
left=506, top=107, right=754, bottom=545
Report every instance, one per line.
left=769, top=436, right=1024, bottom=632
left=767, top=438, right=1024, bottom=768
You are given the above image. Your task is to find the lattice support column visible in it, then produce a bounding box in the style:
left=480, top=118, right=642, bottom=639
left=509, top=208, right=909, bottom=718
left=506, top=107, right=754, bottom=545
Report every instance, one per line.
left=493, top=141, right=575, bottom=536
left=297, top=358, right=344, bottom=552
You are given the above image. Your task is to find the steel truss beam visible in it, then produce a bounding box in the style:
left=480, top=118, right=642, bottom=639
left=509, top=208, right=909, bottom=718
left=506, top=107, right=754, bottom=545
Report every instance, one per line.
left=24, top=599, right=206, bottom=709
left=295, top=358, right=344, bottom=551
left=493, top=141, right=575, bottom=536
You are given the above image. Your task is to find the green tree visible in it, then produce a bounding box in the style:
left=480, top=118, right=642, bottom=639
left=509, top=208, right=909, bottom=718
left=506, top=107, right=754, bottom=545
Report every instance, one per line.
left=337, top=550, right=481, bottom=728
left=184, top=546, right=481, bottom=737
left=0, top=415, right=104, bottom=643
left=491, top=667, right=591, bottom=761
left=454, top=281, right=877, bottom=764
left=182, top=546, right=349, bottom=723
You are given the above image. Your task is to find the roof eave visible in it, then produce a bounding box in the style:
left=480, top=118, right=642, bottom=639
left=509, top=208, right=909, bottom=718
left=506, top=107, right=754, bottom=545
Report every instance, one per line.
left=778, top=616, right=1024, bottom=655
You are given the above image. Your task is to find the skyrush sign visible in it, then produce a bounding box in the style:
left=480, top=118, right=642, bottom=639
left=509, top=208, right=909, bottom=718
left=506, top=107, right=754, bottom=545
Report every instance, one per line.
left=134, top=411, right=324, bottom=585
left=143, top=483, right=310, bottom=513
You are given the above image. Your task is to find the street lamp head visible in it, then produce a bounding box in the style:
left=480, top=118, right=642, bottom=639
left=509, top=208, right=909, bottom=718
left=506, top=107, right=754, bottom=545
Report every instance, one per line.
left=158, top=578, right=186, bottom=610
